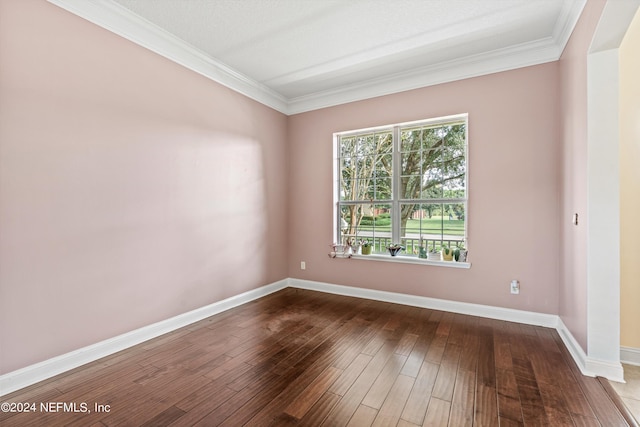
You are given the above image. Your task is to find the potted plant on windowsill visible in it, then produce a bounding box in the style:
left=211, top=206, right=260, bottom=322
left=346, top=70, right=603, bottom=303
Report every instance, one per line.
left=428, top=248, right=441, bottom=261
left=386, top=244, right=404, bottom=257
left=346, top=238, right=361, bottom=255
left=418, top=238, right=427, bottom=259
left=361, top=240, right=372, bottom=255
left=454, top=244, right=468, bottom=262
left=442, top=247, right=454, bottom=261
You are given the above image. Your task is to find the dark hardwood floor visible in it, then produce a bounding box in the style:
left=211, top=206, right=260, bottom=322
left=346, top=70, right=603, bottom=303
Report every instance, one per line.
left=0, top=288, right=631, bottom=426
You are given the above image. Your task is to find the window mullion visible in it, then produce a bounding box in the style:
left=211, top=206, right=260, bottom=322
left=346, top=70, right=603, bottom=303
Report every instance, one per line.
left=335, top=114, right=467, bottom=255
left=392, top=126, right=401, bottom=243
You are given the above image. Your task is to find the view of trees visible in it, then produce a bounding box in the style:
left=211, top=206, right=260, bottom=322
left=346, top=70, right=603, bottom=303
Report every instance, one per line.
left=339, top=131, right=392, bottom=237
left=339, top=121, right=466, bottom=241
left=398, top=123, right=466, bottom=232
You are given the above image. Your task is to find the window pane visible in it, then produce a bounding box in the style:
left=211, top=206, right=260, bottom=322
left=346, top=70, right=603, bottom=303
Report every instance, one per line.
left=336, top=115, right=467, bottom=256
left=352, top=131, right=393, bottom=157
left=359, top=134, right=376, bottom=157
left=339, top=136, right=356, bottom=158
left=399, top=123, right=466, bottom=201
left=339, top=204, right=362, bottom=244
left=339, top=153, right=354, bottom=201
left=424, top=165, right=444, bottom=199
left=339, top=204, right=392, bottom=253
left=401, top=125, right=445, bottom=152
left=443, top=203, right=465, bottom=235
left=399, top=203, right=465, bottom=253
left=400, top=127, right=419, bottom=152
left=400, top=134, right=445, bottom=200
left=401, top=152, right=422, bottom=177
left=440, top=124, right=466, bottom=198
left=339, top=131, right=392, bottom=202
left=375, top=132, right=393, bottom=154
left=372, top=178, right=392, bottom=200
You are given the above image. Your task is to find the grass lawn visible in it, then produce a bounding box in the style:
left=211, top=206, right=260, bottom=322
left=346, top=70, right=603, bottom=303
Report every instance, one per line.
left=405, top=217, right=464, bottom=235
left=359, top=216, right=464, bottom=236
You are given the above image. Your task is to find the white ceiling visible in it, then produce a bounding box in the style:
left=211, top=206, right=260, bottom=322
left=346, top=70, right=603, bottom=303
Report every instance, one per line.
left=49, top=0, right=586, bottom=114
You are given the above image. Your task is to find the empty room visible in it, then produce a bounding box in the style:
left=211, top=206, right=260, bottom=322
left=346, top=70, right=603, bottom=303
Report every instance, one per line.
left=1, top=0, right=639, bottom=426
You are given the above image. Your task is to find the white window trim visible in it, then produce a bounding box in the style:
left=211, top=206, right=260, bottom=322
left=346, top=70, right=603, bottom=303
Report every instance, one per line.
left=333, top=113, right=469, bottom=266
left=352, top=254, right=470, bottom=268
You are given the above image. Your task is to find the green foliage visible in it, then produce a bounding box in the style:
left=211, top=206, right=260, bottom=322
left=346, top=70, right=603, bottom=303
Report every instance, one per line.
left=359, top=215, right=391, bottom=226
left=339, top=120, right=466, bottom=237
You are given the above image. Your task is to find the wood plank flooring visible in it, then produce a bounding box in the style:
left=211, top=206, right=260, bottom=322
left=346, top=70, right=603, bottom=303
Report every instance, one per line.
left=0, top=288, right=631, bottom=426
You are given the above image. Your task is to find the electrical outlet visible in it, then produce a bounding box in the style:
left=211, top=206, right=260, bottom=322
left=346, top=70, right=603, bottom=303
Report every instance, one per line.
left=300, top=261, right=306, bottom=270
left=510, top=280, right=520, bottom=295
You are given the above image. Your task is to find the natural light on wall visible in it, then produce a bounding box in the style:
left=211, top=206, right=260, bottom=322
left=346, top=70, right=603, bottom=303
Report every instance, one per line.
left=165, top=130, right=268, bottom=298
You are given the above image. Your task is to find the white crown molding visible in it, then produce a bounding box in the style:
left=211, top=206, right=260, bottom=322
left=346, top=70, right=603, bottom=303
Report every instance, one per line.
left=0, top=279, right=288, bottom=397
left=287, top=38, right=562, bottom=114
left=47, top=0, right=586, bottom=116
left=553, top=0, right=587, bottom=49
left=46, top=0, right=289, bottom=113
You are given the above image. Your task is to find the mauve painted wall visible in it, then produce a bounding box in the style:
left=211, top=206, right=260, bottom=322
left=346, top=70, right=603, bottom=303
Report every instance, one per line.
left=558, top=0, right=606, bottom=352
left=0, top=1, right=288, bottom=373
left=288, top=63, right=561, bottom=314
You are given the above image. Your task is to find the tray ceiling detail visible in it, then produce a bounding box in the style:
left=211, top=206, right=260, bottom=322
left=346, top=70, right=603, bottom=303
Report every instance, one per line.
left=48, top=0, right=586, bottom=114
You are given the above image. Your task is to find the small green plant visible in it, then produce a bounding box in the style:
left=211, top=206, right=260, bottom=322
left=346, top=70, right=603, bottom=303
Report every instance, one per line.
left=360, top=239, right=373, bottom=255
left=454, top=242, right=467, bottom=262
left=442, top=246, right=454, bottom=261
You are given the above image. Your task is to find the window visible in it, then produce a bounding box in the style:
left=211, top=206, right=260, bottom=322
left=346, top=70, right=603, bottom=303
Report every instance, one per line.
left=335, top=114, right=467, bottom=258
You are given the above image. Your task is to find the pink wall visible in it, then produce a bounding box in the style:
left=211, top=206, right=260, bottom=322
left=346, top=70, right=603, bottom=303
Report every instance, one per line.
left=288, top=63, right=562, bottom=314
left=0, top=0, right=609, bottom=377
left=558, top=0, right=607, bottom=352
left=0, top=1, right=288, bottom=373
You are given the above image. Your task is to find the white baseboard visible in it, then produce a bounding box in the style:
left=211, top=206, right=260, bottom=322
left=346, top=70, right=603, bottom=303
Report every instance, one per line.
left=621, top=346, right=640, bottom=366
left=0, top=279, right=288, bottom=397
left=289, top=278, right=559, bottom=327
left=585, top=357, right=625, bottom=382
left=1, top=277, right=627, bottom=396
left=291, top=278, right=626, bottom=382
left=556, top=318, right=589, bottom=374
left=531, top=316, right=626, bottom=382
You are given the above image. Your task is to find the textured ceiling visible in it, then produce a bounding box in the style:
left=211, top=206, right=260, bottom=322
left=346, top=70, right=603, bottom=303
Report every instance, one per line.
left=53, top=0, right=586, bottom=113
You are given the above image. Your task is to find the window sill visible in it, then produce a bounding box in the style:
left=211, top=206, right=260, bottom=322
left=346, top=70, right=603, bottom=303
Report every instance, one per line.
left=337, top=253, right=471, bottom=269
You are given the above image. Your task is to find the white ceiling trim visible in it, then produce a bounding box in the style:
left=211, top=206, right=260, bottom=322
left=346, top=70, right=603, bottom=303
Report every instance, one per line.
left=47, top=0, right=289, bottom=113
left=47, top=0, right=585, bottom=116
left=589, top=0, right=640, bottom=53
left=553, top=0, right=586, bottom=43
left=287, top=37, right=562, bottom=114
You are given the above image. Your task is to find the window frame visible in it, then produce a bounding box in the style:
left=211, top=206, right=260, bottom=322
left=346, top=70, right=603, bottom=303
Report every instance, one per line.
left=333, top=113, right=469, bottom=264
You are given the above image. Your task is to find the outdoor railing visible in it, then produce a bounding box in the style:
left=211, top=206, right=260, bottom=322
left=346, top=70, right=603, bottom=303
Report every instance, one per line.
left=345, top=235, right=464, bottom=256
